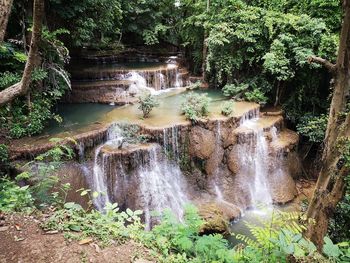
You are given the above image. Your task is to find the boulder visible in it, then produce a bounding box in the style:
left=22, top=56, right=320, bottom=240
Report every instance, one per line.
left=189, top=126, right=215, bottom=159
left=198, top=201, right=241, bottom=235
left=227, top=148, right=239, bottom=174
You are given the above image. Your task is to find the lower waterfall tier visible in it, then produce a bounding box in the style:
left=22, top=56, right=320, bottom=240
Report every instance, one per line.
left=10, top=98, right=301, bottom=230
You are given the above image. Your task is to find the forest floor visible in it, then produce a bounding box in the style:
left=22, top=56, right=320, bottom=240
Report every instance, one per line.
left=0, top=213, right=154, bottom=263
left=0, top=180, right=315, bottom=263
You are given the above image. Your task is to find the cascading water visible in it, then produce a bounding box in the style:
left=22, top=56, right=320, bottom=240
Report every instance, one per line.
left=162, top=125, right=180, bottom=162
left=89, top=123, right=188, bottom=229
left=213, top=121, right=224, bottom=200
left=92, top=124, right=124, bottom=210
left=124, top=72, right=156, bottom=96
left=138, top=145, right=188, bottom=230
left=236, top=118, right=273, bottom=206
left=121, top=63, right=186, bottom=96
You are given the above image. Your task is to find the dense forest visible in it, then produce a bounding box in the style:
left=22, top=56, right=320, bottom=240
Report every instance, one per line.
left=0, top=0, right=350, bottom=262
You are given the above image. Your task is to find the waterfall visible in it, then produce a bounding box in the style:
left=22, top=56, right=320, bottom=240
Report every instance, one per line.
left=92, top=145, right=110, bottom=210
left=162, top=125, right=180, bottom=162
left=123, top=72, right=156, bottom=96
left=213, top=121, right=224, bottom=200
left=120, top=64, right=185, bottom=96
left=78, top=142, right=85, bottom=162
left=236, top=118, right=273, bottom=206
left=270, top=126, right=278, bottom=141
left=91, top=125, right=124, bottom=210
left=89, top=123, right=188, bottom=229
left=138, top=145, right=188, bottom=230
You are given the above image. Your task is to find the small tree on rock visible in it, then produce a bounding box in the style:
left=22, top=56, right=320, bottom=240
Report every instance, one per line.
left=137, top=93, right=159, bottom=118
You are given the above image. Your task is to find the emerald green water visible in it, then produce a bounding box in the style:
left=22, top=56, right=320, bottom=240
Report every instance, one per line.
left=70, top=61, right=166, bottom=72
left=44, top=89, right=255, bottom=136
left=46, top=104, right=114, bottom=134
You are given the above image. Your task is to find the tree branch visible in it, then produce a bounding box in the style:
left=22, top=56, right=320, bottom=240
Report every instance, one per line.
left=0, top=0, right=44, bottom=107
left=0, top=0, right=14, bottom=43
left=308, top=56, right=337, bottom=73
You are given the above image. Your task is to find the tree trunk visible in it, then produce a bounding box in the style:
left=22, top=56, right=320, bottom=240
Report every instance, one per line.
left=306, top=0, right=350, bottom=250
left=201, top=33, right=208, bottom=82
left=0, top=0, right=14, bottom=42
left=0, top=0, right=44, bottom=107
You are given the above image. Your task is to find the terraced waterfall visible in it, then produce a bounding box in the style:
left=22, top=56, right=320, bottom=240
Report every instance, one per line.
left=9, top=56, right=301, bottom=231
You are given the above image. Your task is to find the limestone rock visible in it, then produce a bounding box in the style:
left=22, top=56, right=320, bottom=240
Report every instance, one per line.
left=189, top=126, right=215, bottom=159
left=269, top=173, right=297, bottom=204
left=205, top=147, right=224, bottom=176
left=223, top=131, right=238, bottom=148
left=198, top=202, right=241, bottom=235
left=198, top=203, right=229, bottom=235
left=227, top=148, right=239, bottom=174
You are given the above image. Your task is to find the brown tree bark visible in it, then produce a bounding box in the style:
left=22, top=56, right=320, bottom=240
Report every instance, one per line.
left=0, top=0, right=44, bottom=107
left=0, top=0, right=14, bottom=43
left=306, top=0, right=350, bottom=250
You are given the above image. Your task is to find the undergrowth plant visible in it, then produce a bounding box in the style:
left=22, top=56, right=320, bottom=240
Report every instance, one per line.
left=43, top=202, right=143, bottom=246
left=181, top=92, right=211, bottom=123
left=0, top=177, right=34, bottom=212
left=18, top=138, right=76, bottom=208
left=221, top=100, right=235, bottom=116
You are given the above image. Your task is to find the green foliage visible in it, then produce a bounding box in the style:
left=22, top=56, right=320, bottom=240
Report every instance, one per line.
left=0, top=144, right=9, bottom=164
left=142, top=205, right=235, bottom=263
left=43, top=202, right=143, bottom=246
left=222, top=83, right=249, bottom=98
left=221, top=100, right=235, bottom=116
left=137, top=93, right=160, bottom=118
left=0, top=28, right=70, bottom=139
left=329, top=175, right=350, bottom=243
left=222, top=82, right=267, bottom=104
left=109, top=122, right=150, bottom=147
left=49, top=0, right=122, bottom=48
left=0, top=72, right=21, bottom=90
left=20, top=139, right=75, bottom=208
left=0, top=177, right=34, bottom=212
left=121, top=0, right=180, bottom=46
left=296, top=114, right=328, bottom=143
left=245, top=89, right=268, bottom=105
left=181, top=92, right=211, bottom=123
left=181, top=0, right=338, bottom=126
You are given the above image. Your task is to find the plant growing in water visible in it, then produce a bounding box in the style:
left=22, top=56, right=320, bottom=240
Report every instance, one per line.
left=221, top=100, right=235, bottom=116
left=181, top=92, right=211, bottom=123
left=137, top=93, right=159, bottom=118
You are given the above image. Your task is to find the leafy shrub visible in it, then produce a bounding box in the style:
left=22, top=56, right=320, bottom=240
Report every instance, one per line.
left=108, top=122, right=150, bottom=148
left=297, top=114, right=328, bottom=143
left=329, top=176, right=350, bottom=242
left=43, top=202, right=143, bottom=246
left=222, top=82, right=267, bottom=105
left=0, top=177, right=34, bottom=212
left=0, top=144, right=8, bottom=164
left=0, top=72, right=21, bottom=90
left=221, top=100, right=235, bottom=116
left=181, top=92, right=211, bottom=123
left=245, top=88, right=268, bottom=104
left=20, top=138, right=75, bottom=208
left=138, top=93, right=160, bottom=118
left=222, top=83, right=249, bottom=98
left=142, top=205, right=236, bottom=263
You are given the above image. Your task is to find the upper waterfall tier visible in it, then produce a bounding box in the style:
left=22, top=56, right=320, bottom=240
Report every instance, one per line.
left=66, top=58, right=190, bottom=104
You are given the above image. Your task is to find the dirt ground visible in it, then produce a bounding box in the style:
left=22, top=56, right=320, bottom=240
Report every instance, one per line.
left=0, top=214, right=154, bottom=263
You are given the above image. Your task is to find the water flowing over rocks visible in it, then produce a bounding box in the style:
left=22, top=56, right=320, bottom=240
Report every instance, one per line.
left=10, top=98, right=301, bottom=231
left=65, top=55, right=190, bottom=105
